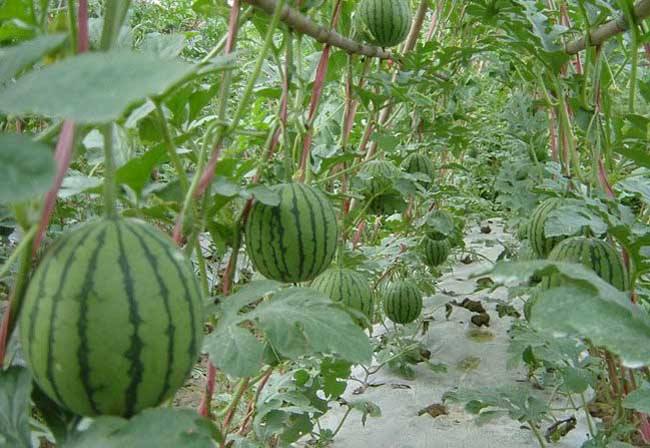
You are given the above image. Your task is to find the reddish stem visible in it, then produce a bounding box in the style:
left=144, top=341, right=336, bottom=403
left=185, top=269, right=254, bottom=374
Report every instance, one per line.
left=352, top=220, right=366, bottom=249
left=77, top=0, right=89, bottom=53
left=297, top=0, right=343, bottom=181
left=198, top=361, right=217, bottom=417
left=32, top=120, right=76, bottom=255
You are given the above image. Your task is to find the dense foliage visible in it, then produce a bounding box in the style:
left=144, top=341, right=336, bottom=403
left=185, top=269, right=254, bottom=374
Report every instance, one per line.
left=0, top=0, right=649, bottom=447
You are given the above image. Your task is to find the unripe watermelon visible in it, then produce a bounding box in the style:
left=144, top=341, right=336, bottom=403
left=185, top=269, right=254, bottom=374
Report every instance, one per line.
left=311, top=268, right=374, bottom=322
left=401, top=153, right=435, bottom=186
left=245, top=183, right=338, bottom=283
left=383, top=280, right=423, bottom=324
left=19, top=218, right=204, bottom=417
left=421, top=237, right=450, bottom=268
left=542, top=236, right=631, bottom=291
left=527, top=198, right=568, bottom=258
left=358, top=0, right=412, bottom=48
left=361, top=160, right=401, bottom=196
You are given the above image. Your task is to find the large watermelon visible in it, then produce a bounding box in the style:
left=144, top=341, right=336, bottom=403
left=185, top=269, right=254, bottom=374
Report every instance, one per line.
left=527, top=198, right=567, bottom=258
left=383, top=280, right=423, bottom=324
left=542, top=236, right=631, bottom=291
left=19, top=218, right=204, bottom=417
left=401, top=153, right=435, bottom=186
left=421, top=237, right=450, bottom=268
left=245, top=182, right=338, bottom=283
left=311, top=268, right=374, bottom=322
left=358, top=0, right=412, bottom=48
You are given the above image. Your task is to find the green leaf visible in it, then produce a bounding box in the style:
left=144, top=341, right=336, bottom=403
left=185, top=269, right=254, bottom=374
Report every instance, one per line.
left=247, top=185, right=280, bottom=206
left=63, top=408, right=221, bottom=448
left=0, top=133, right=55, bottom=204
left=0, top=50, right=195, bottom=123
left=0, top=33, right=67, bottom=84
left=489, top=261, right=650, bottom=368
left=250, top=287, right=372, bottom=364
left=115, top=144, right=166, bottom=195
left=203, top=326, right=264, bottom=378
left=0, top=367, right=32, bottom=448
left=623, top=387, right=650, bottom=414
left=545, top=203, right=607, bottom=237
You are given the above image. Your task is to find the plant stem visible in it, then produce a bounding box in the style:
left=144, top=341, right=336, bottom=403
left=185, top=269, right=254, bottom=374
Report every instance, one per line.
left=331, top=407, right=353, bottom=438
left=154, top=102, right=189, bottom=193
left=529, top=422, right=547, bottom=448
left=102, top=124, right=118, bottom=218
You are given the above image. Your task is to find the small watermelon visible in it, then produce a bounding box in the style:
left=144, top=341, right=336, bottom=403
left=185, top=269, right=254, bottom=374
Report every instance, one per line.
left=358, top=0, right=412, bottom=48
left=401, top=153, right=435, bottom=187
left=361, top=160, right=401, bottom=197
left=421, top=237, right=451, bottom=268
left=383, top=280, right=423, bottom=324
left=311, top=268, right=374, bottom=322
left=19, top=218, right=204, bottom=417
left=245, top=183, right=339, bottom=283
left=527, top=198, right=569, bottom=258
left=542, top=236, right=631, bottom=291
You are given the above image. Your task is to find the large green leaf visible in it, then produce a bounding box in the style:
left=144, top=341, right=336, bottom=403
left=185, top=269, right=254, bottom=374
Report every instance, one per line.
left=0, top=50, right=195, bottom=123
left=0, top=367, right=32, bottom=448
left=204, top=325, right=265, bottom=378
left=250, top=287, right=372, bottom=364
left=0, top=133, right=55, bottom=204
left=489, top=261, right=650, bottom=368
left=0, top=33, right=67, bottom=84
left=63, top=408, right=220, bottom=448
left=623, top=387, right=650, bottom=414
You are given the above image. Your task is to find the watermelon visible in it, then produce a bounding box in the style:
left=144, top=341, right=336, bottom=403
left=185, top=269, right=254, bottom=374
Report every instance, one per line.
left=361, top=160, right=401, bottom=197
left=542, top=236, right=631, bottom=291
left=245, top=182, right=338, bottom=283
left=19, top=218, right=204, bottom=417
left=382, top=280, right=423, bottom=324
left=358, top=0, right=412, bottom=48
left=311, top=268, right=374, bottom=322
left=425, top=209, right=455, bottom=241
left=421, top=237, right=450, bottom=268
left=527, top=198, right=568, bottom=258
left=401, top=153, right=435, bottom=186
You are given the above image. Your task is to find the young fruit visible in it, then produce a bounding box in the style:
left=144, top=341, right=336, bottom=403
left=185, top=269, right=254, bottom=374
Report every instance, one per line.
left=421, top=237, right=451, bottom=268
left=358, top=0, right=412, bottom=48
left=245, top=182, right=338, bottom=283
left=311, top=268, right=374, bottom=322
left=19, top=218, right=204, bottom=417
left=527, top=198, right=569, bottom=258
left=383, top=280, right=423, bottom=324
left=401, top=153, right=435, bottom=187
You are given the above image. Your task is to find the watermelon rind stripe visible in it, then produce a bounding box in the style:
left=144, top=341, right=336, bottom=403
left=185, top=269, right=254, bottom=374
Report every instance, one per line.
left=76, top=226, right=108, bottom=414
left=44, top=224, right=97, bottom=406
left=114, top=221, right=145, bottom=417
left=126, top=224, right=175, bottom=405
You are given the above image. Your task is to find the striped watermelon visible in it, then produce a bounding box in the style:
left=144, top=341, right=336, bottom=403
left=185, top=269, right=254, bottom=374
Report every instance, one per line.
left=383, top=280, right=422, bottom=324
left=361, top=160, right=401, bottom=196
left=527, top=198, right=567, bottom=258
left=358, top=0, right=412, bottom=48
left=421, top=237, right=450, bottom=268
left=401, top=153, right=435, bottom=186
left=311, top=268, right=374, bottom=322
left=543, top=236, right=631, bottom=291
left=245, top=182, right=338, bottom=283
left=19, top=218, right=203, bottom=417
